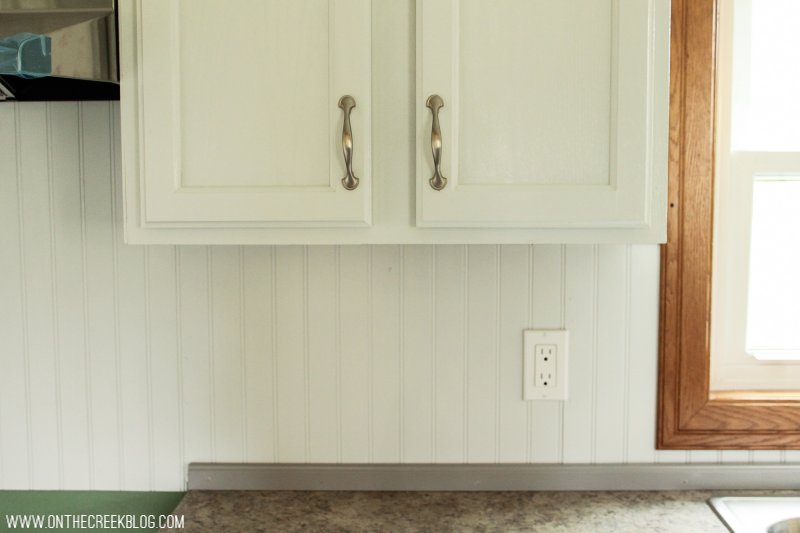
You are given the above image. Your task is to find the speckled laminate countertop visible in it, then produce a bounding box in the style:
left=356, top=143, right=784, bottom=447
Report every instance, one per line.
left=157, top=490, right=774, bottom=532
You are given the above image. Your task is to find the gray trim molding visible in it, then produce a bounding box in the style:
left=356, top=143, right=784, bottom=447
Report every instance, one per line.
left=188, top=463, right=800, bottom=491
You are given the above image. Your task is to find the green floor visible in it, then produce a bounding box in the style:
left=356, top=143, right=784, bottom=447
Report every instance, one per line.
left=0, top=492, right=185, bottom=532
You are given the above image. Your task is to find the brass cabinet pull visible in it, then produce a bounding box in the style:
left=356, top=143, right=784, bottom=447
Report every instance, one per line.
left=338, top=95, right=359, bottom=191
left=426, top=94, right=447, bottom=191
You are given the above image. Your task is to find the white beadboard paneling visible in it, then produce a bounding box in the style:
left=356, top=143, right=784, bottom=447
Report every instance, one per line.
left=689, top=450, right=723, bottom=463
left=338, top=246, right=371, bottom=462
left=2, top=101, right=797, bottom=491
left=594, top=246, right=629, bottom=463
left=18, top=103, right=61, bottom=488
left=433, top=246, right=467, bottom=463
left=146, top=246, right=181, bottom=488
left=83, top=102, right=122, bottom=489
left=751, top=451, right=785, bottom=463
left=498, top=245, right=529, bottom=462
left=370, top=246, right=402, bottom=463
left=242, top=247, right=276, bottom=463
left=178, top=246, right=214, bottom=468
left=209, top=247, right=245, bottom=462
left=401, top=246, right=434, bottom=463
left=116, top=232, right=149, bottom=489
left=561, top=246, right=597, bottom=463
left=466, top=246, right=499, bottom=463
left=785, top=451, right=800, bottom=462
left=49, top=102, right=90, bottom=488
left=307, top=246, right=339, bottom=462
left=0, top=104, right=31, bottom=489
left=625, top=245, right=661, bottom=463
left=720, top=450, right=752, bottom=463
left=529, top=245, right=565, bottom=463
left=274, top=247, right=308, bottom=462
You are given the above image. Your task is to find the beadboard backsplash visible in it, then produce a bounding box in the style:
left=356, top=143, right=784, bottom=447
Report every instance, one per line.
left=1, top=102, right=797, bottom=491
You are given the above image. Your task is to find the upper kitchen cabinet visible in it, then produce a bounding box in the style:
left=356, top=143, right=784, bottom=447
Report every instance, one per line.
left=417, top=0, right=669, bottom=240
left=120, top=1, right=669, bottom=244
left=120, top=0, right=372, bottom=234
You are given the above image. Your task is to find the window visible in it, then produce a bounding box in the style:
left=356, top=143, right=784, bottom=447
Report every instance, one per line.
left=658, top=0, right=800, bottom=449
left=746, top=178, right=800, bottom=361
left=710, top=0, right=800, bottom=391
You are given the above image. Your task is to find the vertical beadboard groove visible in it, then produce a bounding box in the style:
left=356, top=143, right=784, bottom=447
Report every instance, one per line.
left=335, top=247, right=343, bottom=463
left=367, top=247, right=374, bottom=463
left=270, top=248, right=280, bottom=462
left=45, top=102, right=65, bottom=488
left=0, top=105, right=7, bottom=485
left=526, top=245, right=534, bottom=462
left=0, top=357, right=3, bottom=486
left=303, top=246, right=311, bottom=462
left=398, top=246, right=406, bottom=462
left=0, top=103, right=22, bottom=488
left=433, top=246, right=442, bottom=462
left=591, top=246, right=600, bottom=463
left=0, top=338, right=3, bottom=486
left=462, top=246, right=469, bottom=461
left=559, top=245, right=567, bottom=462
left=622, top=246, right=633, bottom=463
left=430, top=247, right=437, bottom=461
left=109, top=104, right=125, bottom=488
left=494, top=246, right=502, bottom=462
left=238, top=247, right=248, bottom=461
left=143, top=248, right=155, bottom=488
left=174, top=248, right=186, bottom=484
left=77, top=103, right=96, bottom=488
left=206, top=248, right=216, bottom=460
left=14, top=104, right=35, bottom=488
left=0, top=110, right=7, bottom=487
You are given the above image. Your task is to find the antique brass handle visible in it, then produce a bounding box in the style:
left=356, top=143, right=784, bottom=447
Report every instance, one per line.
left=426, top=94, right=447, bottom=191
left=339, top=95, right=359, bottom=191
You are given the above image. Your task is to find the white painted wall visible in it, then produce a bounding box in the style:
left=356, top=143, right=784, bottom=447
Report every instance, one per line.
left=1, top=102, right=797, bottom=491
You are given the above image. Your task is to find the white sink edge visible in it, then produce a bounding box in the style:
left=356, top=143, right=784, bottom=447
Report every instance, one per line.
left=710, top=497, right=800, bottom=533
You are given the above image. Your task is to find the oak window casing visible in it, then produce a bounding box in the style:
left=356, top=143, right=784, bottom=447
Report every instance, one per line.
left=657, top=0, right=800, bottom=449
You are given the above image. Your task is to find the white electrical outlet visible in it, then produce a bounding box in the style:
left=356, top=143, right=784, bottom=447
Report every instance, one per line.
left=524, top=330, right=568, bottom=400
left=535, top=344, right=556, bottom=388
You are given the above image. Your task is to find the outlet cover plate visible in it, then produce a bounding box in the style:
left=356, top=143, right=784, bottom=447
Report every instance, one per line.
left=524, top=329, right=568, bottom=400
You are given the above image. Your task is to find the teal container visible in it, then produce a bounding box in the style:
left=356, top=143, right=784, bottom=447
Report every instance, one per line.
left=0, top=32, right=52, bottom=78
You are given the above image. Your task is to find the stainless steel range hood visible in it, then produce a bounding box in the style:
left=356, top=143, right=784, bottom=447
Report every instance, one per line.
left=0, top=0, right=118, bottom=101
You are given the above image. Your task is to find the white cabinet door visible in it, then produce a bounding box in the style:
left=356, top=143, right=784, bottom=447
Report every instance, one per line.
left=122, top=0, right=371, bottom=227
left=417, top=0, right=669, bottom=237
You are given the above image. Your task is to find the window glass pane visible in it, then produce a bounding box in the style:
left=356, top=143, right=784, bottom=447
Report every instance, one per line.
left=732, top=0, right=800, bottom=151
left=746, top=178, right=800, bottom=360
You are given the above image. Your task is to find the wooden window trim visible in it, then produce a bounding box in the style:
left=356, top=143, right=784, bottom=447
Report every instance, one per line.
left=657, top=0, right=800, bottom=449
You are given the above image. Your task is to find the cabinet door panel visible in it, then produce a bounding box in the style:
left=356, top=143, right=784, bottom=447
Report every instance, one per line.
left=132, top=0, right=371, bottom=226
left=459, top=0, right=611, bottom=187
left=417, top=0, right=668, bottom=234
left=180, top=1, right=330, bottom=189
